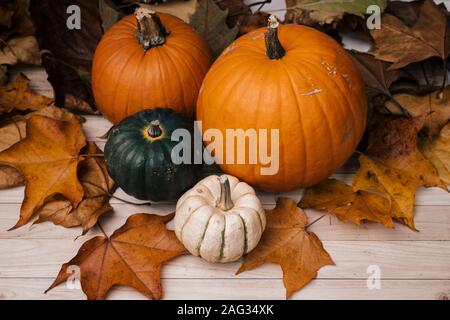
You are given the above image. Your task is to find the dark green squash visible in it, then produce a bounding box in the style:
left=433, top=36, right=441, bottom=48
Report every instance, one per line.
left=104, top=108, right=197, bottom=202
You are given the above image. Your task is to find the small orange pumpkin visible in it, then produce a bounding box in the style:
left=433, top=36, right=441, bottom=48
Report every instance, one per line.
left=197, top=16, right=367, bottom=192
left=92, top=8, right=213, bottom=124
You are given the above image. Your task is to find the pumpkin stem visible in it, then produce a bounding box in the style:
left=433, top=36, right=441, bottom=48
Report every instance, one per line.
left=218, top=175, right=234, bottom=211
left=265, top=15, right=285, bottom=60
left=148, top=120, right=163, bottom=138
left=135, top=8, right=169, bottom=51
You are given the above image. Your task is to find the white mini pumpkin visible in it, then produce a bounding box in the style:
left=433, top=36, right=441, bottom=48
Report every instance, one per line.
left=174, top=174, right=266, bottom=263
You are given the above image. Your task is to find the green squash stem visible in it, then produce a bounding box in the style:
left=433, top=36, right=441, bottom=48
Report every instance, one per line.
left=148, top=120, right=162, bottom=138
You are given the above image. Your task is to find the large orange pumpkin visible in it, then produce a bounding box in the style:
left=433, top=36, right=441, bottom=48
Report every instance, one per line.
left=92, top=8, right=213, bottom=124
left=197, top=16, right=367, bottom=192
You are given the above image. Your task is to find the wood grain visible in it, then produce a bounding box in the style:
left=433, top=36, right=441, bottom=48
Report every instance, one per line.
left=1, top=66, right=449, bottom=300
left=1, top=278, right=449, bottom=300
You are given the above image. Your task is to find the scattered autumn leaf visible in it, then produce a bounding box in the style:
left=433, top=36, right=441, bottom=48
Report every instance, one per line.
left=140, top=0, right=198, bottom=23
left=419, top=123, right=450, bottom=184
left=384, top=0, right=422, bottom=27
left=189, top=0, right=239, bottom=58
left=353, top=115, right=447, bottom=230
left=0, top=0, right=35, bottom=39
left=0, top=106, right=84, bottom=190
left=0, top=165, right=23, bottom=189
left=0, top=116, right=26, bottom=152
left=285, top=0, right=387, bottom=27
left=0, top=65, right=7, bottom=85
left=0, top=113, right=86, bottom=229
left=34, top=142, right=116, bottom=234
left=349, top=50, right=412, bottom=100
left=0, top=116, right=25, bottom=189
left=385, top=87, right=450, bottom=138
left=47, top=213, right=187, bottom=300
left=370, top=0, right=450, bottom=70
left=214, top=0, right=269, bottom=34
left=0, top=35, right=40, bottom=65
left=99, top=0, right=123, bottom=32
left=237, top=198, right=334, bottom=299
left=299, top=179, right=394, bottom=227
left=0, top=73, right=53, bottom=114
left=29, top=0, right=103, bottom=113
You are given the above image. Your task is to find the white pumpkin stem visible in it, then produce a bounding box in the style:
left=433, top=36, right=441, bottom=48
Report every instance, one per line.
left=265, top=15, right=285, bottom=60
left=135, top=8, right=169, bottom=51
left=218, top=175, right=234, bottom=211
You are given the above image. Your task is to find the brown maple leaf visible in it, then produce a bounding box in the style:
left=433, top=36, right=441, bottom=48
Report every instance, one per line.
left=353, top=115, right=447, bottom=230
left=0, top=73, right=54, bottom=114
left=370, top=0, right=450, bottom=70
left=34, top=142, right=116, bottom=234
left=0, top=113, right=86, bottom=229
left=237, top=198, right=334, bottom=299
left=0, top=116, right=25, bottom=189
left=46, top=213, right=187, bottom=300
left=349, top=50, right=412, bottom=100
left=214, top=0, right=269, bottom=34
left=0, top=107, right=83, bottom=191
left=299, top=179, right=394, bottom=228
left=419, top=122, right=450, bottom=184
left=385, top=87, right=450, bottom=138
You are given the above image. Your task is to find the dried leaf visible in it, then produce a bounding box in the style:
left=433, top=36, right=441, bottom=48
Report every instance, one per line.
left=385, top=87, right=450, bottom=138
left=349, top=50, right=412, bottom=100
left=189, top=0, right=239, bottom=57
left=0, top=74, right=53, bottom=114
left=0, top=65, right=7, bottom=85
left=353, top=115, right=447, bottom=230
left=0, top=165, right=24, bottom=189
left=99, top=0, right=123, bottom=32
left=385, top=0, right=422, bottom=27
left=29, top=0, right=103, bottom=113
left=0, top=116, right=25, bottom=189
left=47, top=213, right=187, bottom=300
left=0, top=113, right=86, bottom=229
left=419, top=123, right=450, bottom=184
left=370, top=0, right=450, bottom=70
left=214, top=0, right=269, bottom=34
left=286, top=0, right=387, bottom=27
left=140, top=0, right=198, bottom=23
left=0, top=117, right=26, bottom=152
left=0, top=0, right=35, bottom=41
left=300, top=179, right=394, bottom=227
left=0, top=36, right=40, bottom=65
left=35, top=142, right=116, bottom=234
left=237, top=198, right=334, bottom=299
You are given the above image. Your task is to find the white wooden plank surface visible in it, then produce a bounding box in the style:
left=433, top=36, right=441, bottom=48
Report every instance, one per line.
left=1, top=239, right=449, bottom=279
left=1, top=204, right=449, bottom=241
left=1, top=65, right=449, bottom=300
left=1, top=278, right=449, bottom=300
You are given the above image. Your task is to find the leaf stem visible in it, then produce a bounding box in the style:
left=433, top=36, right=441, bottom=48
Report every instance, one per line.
left=84, top=181, right=152, bottom=206
left=305, top=214, right=326, bottom=229
left=420, top=62, right=431, bottom=88
left=248, top=0, right=272, bottom=12
left=387, top=95, right=411, bottom=118
left=79, top=153, right=105, bottom=158
left=97, top=220, right=108, bottom=238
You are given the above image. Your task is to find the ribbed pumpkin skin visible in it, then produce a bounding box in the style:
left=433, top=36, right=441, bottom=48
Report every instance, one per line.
left=197, top=24, right=367, bottom=192
left=92, top=13, right=213, bottom=124
left=104, top=109, right=197, bottom=202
